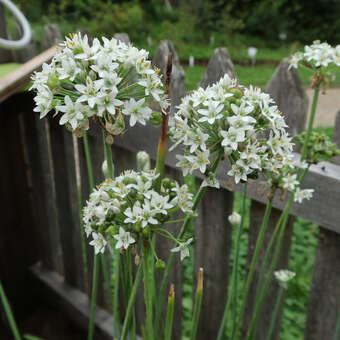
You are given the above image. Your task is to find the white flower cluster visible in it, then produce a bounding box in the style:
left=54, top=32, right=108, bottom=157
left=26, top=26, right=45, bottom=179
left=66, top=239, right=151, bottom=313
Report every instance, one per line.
left=289, top=40, right=340, bottom=69
left=169, top=75, right=295, bottom=185
left=274, top=269, right=296, bottom=289
left=83, top=170, right=193, bottom=254
left=31, top=33, right=168, bottom=133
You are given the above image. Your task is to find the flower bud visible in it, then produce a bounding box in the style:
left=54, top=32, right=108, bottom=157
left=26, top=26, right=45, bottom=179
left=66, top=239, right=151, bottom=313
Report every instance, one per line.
left=106, top=134, right=114, bottom=145
left=102, top=160, right=109, bottom=178
left=155, top=259, right=166, bottom=270
left=149, top=112, right=162, bottom=126
left=137, top=151, right=151, bottom=171
left=228, top=212, right=241, bottom=227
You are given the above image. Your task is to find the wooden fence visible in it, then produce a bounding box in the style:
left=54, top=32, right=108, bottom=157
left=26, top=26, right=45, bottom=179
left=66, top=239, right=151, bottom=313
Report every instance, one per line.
left=1, top=36, right=340, bottom=340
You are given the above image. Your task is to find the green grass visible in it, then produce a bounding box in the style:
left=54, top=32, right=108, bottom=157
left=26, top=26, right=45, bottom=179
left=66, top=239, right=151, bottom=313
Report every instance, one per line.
left=184, top=63, right=340, bottom=91
left=0, top=63, right=21, bottom=78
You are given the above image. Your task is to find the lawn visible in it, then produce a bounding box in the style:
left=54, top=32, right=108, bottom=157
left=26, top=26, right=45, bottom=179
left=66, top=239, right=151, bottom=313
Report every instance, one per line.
left=0, top=63, right=20, bottom=78
left=184, top=64, right=340, bottom=91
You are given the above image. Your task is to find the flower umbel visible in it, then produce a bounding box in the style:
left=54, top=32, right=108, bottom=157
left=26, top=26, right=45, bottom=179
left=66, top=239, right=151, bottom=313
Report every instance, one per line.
left=83, top=170, right=194, bottom=255
left=31, top=33, right=168, bottom=136
left=169, top=74, right=295, bottom=186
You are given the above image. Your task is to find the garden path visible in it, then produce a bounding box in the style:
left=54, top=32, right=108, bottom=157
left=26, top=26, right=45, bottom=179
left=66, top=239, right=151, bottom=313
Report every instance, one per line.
left=306, top=87, right=340, bottom=127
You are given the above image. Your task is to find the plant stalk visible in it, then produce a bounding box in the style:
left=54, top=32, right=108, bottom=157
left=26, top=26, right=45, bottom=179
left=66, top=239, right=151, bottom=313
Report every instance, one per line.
left=235, top=195, right=274, bottom=337
left=120, top=264, right=143, bottom=340
left=0, top=280, right=21, bottom=340
left=190, top=268, right=204, bottom=340
left=143, top=241, right=155, bottom=340
left=265, top=286, right=284, bottom=340
left=164, top=284, right=175, bottom=340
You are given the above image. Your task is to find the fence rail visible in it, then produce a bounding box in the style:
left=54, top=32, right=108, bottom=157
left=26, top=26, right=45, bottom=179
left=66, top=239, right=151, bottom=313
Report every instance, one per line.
left=1, top=33, right=340, bottom=340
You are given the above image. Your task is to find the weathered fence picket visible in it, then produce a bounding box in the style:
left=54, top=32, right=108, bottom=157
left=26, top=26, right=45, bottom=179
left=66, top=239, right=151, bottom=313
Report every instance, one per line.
left=243, top=58, right=308, bottom=340
left=199, top=47, right=237, bottom=88
left=49, top=118, right=85, bottom=291
left=303, top=109, right=340, bottom=340
left=192, top=49, right=236, bottom=340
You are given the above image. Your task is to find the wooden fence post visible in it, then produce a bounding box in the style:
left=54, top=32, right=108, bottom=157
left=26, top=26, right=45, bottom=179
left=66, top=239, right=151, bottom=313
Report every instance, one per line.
left=152, top=40, right=185, bottom=114
left=113, top=33, right=130, bottom=45
left=23, top=103, right=63, bottom=275
left=199, top=47, right=237, bottom=89
left=48, top=118, right=85, bottom=291
left=192, top=50, right=236, bottom=340
left=243, top=59, right=308, bottom=339
left=42, top=24, right=62, bottom=50
left=303, top=110, right=340, bottom=340
left=151, top=41, right=185, bottom=338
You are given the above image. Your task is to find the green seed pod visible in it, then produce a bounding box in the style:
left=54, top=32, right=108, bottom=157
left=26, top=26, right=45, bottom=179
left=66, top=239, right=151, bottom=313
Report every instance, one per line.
left=229, top=88, right=243, bottom=99
left=155, top=259, right=166, bottom=270
left=149, top=112, right=163, bottom=126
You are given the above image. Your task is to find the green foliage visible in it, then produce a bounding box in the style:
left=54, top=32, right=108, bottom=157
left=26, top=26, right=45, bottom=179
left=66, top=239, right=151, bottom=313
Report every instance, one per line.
left=295, top=131, right=340, bottom=164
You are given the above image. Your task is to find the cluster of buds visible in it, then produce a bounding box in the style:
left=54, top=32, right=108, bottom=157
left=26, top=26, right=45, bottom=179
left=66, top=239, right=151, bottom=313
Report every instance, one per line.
left=83, top=170, right=194, bottom=260
left=31, top=33, right=168, bottom=139
left=169, top=74, right=295, bottom=186
left=295, top=131, right=340, bottom=165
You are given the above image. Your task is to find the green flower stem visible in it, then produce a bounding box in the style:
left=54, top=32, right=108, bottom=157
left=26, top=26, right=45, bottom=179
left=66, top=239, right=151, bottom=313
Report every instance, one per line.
left=164, top=284, right=175, bottom=340
left=234, top=195, right=274, bottom=338
left=332, top=306, right=340, bottom=340
left=217, top=183, right=248, bottom=340
left=265, top=286, right=284, bottom=340
left=82, top=130, right=94, bottom=191
left=88, top=254, right=100, bottom=340
left=230, top=183, right=248, bottom=339
left=83, top=129, right=98, bottom=340
left=77, top=184, right=89, bottom=292
left=103, top=133, right=123, bottom=337
left=104, top=133, right=114, bottom=179
left=246, top=194, right=294, bottom=340
left=120, top=264, right=143, bottom=340
left=154, top=53, right=172, bottom=191
left=111, top=240, right=121, bottom=338
left=142, top=241, right=155, bottom=340
left=157, top=154, right=223, bottom=325
left=190, top=268, right=204, bottom=340
left=300, top=83, right=320, bottom=163
left=0, top=280, right=21, bottom=340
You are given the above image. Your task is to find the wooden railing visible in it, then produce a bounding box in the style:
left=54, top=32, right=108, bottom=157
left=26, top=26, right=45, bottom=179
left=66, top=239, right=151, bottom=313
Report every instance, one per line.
left=1, top=39, right=340, bottom=340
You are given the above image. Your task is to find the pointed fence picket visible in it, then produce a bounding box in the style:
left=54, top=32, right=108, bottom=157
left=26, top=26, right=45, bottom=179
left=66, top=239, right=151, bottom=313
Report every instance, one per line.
left=1, top=38, right=340, bottom=340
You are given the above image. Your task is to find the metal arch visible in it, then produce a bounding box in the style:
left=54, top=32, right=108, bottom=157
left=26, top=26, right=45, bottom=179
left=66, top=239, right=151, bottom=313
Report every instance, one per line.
left=0, top=0, right=32, bottom=50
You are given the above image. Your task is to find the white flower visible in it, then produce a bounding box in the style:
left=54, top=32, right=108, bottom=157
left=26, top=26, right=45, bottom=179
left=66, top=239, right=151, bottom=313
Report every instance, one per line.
left=221, top=127, right=246, bottom=151
left=33, top=86, right=53, bottom=118
left=122, top=98, right=152, bottom=127
left=89, top=233, right=107, bottom=254
left=96, top=89, right=123, bottom=116
left=202, top=173, right=220, bottom=188
left=282, top=174, right=299, bottom=191
left=198, top=100, right=224, bottom=124
left=150, top=192, right=173, bottom=215
left=55, top=96, right=88, bottom=130
left=171, top=238, right=193, bottom=261
left=114, top=227, right=135, bottom=250
left=228, top=212, right=241, bottom=226
left=294, top=188, right=314, bottom=204
left=124, top=202, right=143, bottom=225
left=274, top=269, right=295, bottom=288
